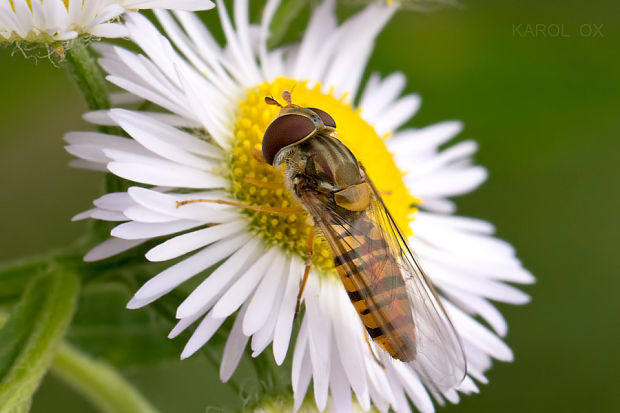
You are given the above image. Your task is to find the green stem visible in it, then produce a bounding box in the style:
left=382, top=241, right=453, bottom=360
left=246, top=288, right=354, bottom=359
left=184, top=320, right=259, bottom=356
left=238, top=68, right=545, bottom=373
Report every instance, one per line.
left=63, top=39, right=127, bottom=201
left=52, top=343, right=158, bottom=413
left=64, top=40, right=110, bottom=111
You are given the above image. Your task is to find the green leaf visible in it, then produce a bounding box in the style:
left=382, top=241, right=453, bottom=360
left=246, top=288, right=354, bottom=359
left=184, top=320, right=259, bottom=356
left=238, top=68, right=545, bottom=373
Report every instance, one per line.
left=0, top=271, right=79, bottom=412
left=67, top=283, right=183, bottom=367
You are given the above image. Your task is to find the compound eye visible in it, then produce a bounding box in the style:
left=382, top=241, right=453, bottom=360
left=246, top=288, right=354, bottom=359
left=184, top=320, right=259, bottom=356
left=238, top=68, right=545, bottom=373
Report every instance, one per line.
left=308, top=108, right=336, bottom=128
left=262, top=114, right=316, bottom=165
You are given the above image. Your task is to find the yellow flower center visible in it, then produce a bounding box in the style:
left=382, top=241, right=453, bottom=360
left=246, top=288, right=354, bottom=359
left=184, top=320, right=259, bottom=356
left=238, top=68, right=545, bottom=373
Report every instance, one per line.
left=227, top=77, right=418, bottom=273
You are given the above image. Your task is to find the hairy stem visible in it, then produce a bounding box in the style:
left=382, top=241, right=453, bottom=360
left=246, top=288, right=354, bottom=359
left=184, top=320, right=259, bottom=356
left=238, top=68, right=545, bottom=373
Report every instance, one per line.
left=64, top=40, right=110, bottom=111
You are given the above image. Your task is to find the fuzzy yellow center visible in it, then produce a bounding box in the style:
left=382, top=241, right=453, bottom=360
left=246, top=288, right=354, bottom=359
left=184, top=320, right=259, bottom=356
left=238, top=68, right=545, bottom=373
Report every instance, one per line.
left=227, top=78, right=418, bottom=273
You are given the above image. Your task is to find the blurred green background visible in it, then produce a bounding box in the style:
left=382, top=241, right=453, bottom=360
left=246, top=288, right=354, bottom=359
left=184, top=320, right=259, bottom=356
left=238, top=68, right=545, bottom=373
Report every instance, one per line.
left=1, top=0, right=618, bottom=411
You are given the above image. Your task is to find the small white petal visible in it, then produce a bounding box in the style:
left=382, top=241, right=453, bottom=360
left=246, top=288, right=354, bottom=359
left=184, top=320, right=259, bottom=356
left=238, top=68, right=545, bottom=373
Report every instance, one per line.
left=180, top=312, right=226, bottom=359
left=145, top=220, right=245, bottom=261
left=219, top=303, right=250, bottom=382
left=127, top=187, right=238, bottom=223
left=129, top=233, right=250, bottom=306
left=273, top=259, right=304, bottom=366
left=210, top=248, right=277, bottom=319
left=123, top=0, right=215, bottom=11
left=446, top=301, right=514, bottom=362
left=89, top=23, right=128, bottom=38
left=84, top=238, right=145, bottom=262
left=409, top=166, right=488, bottom=199
left=294, top=353, right=313, bottom=413
left=328, top=350, right=352, bottom=413
left=112, top=219, right=200, bottom=240
left=306, top=278, right=331, bottom=411
left=176, top=238, right=263, bottom=318
left=243, top=252, right=288, bottom=335
left=291, top=316, right=309, bottom=390
left=90, top=210, right=127, bottom=222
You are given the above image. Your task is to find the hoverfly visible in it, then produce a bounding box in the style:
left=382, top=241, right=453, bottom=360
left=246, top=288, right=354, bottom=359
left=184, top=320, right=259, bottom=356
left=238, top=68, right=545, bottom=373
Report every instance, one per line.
left=262, top=91, right=467, bottom=390
left=178, top=90, right=467, bottom=390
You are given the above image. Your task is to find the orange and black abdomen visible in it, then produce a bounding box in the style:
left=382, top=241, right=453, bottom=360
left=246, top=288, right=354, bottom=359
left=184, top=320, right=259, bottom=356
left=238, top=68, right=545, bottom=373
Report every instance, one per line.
left=328, top=213, right=417, bottom=362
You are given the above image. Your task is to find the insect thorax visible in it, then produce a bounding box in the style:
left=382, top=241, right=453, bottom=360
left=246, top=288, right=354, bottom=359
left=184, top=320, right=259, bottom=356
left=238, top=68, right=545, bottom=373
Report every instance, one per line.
left=281, top=132, right=364, bottom=196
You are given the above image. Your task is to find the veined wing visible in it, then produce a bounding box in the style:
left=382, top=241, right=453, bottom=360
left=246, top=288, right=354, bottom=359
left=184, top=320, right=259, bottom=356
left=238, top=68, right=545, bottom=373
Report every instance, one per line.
left=364, top=174, right=467, bottom=390
left=298, top=177, right=467, bottom=391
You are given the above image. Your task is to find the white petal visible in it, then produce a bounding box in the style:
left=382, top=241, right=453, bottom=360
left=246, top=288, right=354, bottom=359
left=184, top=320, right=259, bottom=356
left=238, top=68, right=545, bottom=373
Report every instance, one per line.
left=373, top=94, right=421, bottom=136
left=109, top=108, right=220, bottom=167
left=93, top=192, right=135, bottom=212
left=359, top=72, right=406, bottom=121
left=416, top=211, right=495, bottom=235
left=107, top=157, right=225, bottom=189
left=392, top=364, right=434, bottom=413
left=210, top=247, right=278, bottom=319
left=243, top=252, right=288, bottom=335
left=123, top=0, right=215, bottom=11
left=89, top=22, right=128, bottom=38
left=123, top=205, right=174, bottom=223
left=385, top=367, right=411, bottom=413
left=388, top=121, right=464, bottom=159
left=294, top=355, right=313, bottom=412
left=176, top=238, right=263, bottom=318
left=443, top=286, right=508, bottom=337
left=84, top=238, right=145, bottom=262
left=91, top=210, right=127, bottom=221
left=145, top=220, right=245, bottom=261
left=333, top=286, right=369, bottom=408
left=180, top=311, right=226, bottom=359
left=446, top=301, right=514, bottom=362
left=219, top=302, right=250, bottom=382
left=249, top=296, right=280, bottom=357
left=273, top=258, right=303, bottom=365
left=291, top=315, right=309, bottom=391
left=328, top=350, right=352, bottom=413
left=127, top=187, right=238, bottom=223
left=128, top=233, right=250, bottom=307
left=425, top=260, right=530, bottom=305
left=408, top=166, right=488, bottom=199
left=111, top=219, right=200, bottom=240
left=306, top=278, right=331, bottom=411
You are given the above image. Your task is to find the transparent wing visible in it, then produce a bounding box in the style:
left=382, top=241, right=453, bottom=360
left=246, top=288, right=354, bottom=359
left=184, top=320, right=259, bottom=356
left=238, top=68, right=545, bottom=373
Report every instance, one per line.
left=364, top=174, right=467, bottom=391
left=298, top=175, right=467, bottom=391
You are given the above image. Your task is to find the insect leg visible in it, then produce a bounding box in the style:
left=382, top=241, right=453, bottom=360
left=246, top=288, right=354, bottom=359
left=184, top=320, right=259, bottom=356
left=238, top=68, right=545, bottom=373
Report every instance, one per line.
left=244, top=176, right=285, bottom=189
left=295, top=222, right=315, bottom=319
left=251, top=148, right=267, bottom=163
left=176, top=198, right=303, bottom=214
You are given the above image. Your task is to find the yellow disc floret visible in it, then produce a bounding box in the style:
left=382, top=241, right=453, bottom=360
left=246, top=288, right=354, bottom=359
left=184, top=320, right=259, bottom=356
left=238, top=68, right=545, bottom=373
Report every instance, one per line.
left=227, top=77, right=418, bottom=273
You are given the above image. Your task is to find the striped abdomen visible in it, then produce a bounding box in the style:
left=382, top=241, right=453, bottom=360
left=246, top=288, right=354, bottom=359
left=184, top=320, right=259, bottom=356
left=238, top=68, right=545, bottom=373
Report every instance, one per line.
left=329, top=214, right=416, bottom=362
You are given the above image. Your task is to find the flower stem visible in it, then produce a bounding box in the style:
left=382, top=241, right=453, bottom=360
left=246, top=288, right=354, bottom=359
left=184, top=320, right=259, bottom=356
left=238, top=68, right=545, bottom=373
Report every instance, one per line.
left=64, top=40, right=110, bottom=111
left=63, top=39, right=127, bottom=198
left=52, top=343, right=158, bottom=413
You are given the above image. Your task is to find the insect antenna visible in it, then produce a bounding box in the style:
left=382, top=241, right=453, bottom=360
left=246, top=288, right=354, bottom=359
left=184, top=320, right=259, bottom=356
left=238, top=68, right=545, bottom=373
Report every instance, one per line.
left=282, top=90, right=292, bottom=106
left=264, top=96, right=283, bottom=107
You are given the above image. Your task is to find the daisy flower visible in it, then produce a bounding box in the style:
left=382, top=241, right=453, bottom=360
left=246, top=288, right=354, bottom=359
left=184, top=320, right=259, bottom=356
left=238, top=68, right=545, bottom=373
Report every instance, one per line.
left=0, top=0, right=214, bottom=43
left=65, top=1, right=534, bottom=412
